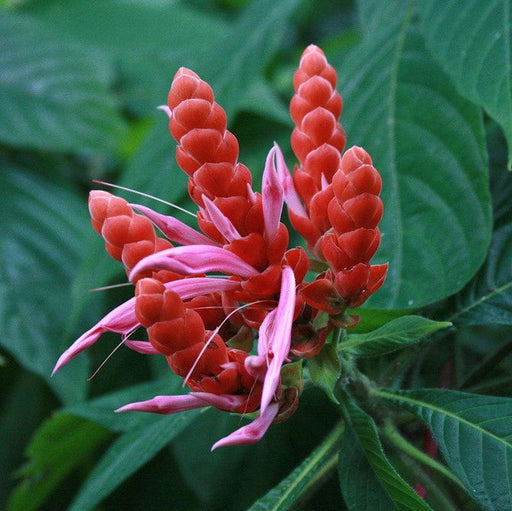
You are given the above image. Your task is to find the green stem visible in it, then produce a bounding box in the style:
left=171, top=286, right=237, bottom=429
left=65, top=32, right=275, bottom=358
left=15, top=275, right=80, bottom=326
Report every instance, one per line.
left=381, top=420, right=464, bottom=490
left=392, top=448, right=460, bottom=511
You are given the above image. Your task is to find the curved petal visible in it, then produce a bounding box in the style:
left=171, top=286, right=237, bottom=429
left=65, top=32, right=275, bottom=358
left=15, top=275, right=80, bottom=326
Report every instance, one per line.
left=273, top=142, right=307, bottom=217
left=202, top=196, right=241, bottom=242
left=129, top=245, right=259, bottom=280
left=259, top=266, right=296, bottom=414
left=211, top=402, right=279, bottom=450
left=52, top=297, right=137, bottom=375
left=132, top=203, right=217, bottom=246
left=262, top=145, right=284, bottom=241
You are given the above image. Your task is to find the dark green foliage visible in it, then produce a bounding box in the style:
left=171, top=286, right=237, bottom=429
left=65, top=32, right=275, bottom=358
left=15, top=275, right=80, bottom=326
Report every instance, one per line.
left=1, top=1, right=511, bottom=509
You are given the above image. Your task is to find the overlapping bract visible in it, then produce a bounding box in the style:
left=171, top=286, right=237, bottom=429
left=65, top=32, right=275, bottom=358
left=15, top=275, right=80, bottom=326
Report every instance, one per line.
left=53, top=44, right=387, bottom=449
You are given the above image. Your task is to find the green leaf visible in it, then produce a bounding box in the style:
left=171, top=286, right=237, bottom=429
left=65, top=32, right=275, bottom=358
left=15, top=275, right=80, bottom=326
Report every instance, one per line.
left=119, top=117, right=189, bottom=209
left=25, top=0, right=227, bottom=115
left=453, top=160, right=512, bottom=326
left=309, top=343, right=341, bottom=402
left=67, top=409, right=202, bottom=511
left=7, top=414, right=110, bottom=511
left=338, top=396, right=432, bottom=511
left=248, top=425, right=343, bottom=510
left=64, top=376, right=184, bottom=433
left=373, top=388, right=512, bottom=511
left=0, top=168, right=90, bottom=403
left=334, top=1, right=491, bottom=309
left=418, top=0, right=512, bottom=167
left=198, top=0, right=300, bottom=118
left=342, top=316, right=451, bottom=357
left=0, top=13, right=125, bottom=153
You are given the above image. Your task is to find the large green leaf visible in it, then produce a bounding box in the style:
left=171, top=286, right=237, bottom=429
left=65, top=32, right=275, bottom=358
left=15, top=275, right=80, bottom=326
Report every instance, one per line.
left=342, top=316, right=451, bottom=357
left=0, top=168, right=91, bottom=403
left=248, top=425, right=342, bottom=510
left=67, top=409, right=202, bottom=511
left=453, top=160, right=512, bottom=326
left=25, top=0, right=226, bottom=115
left=196, top=0, right=299, bottom=118
left=0, top=13, right=125, bottom=153
left=453, top=220, right=512, bottom=326
left=373, top=388, right=512, bottom=511
left=338, top=397, right=432, bottom=511
left=418, top=0, right=512, bottom=167
left=332, top=0, right=491, bottom=309
left=7, top=414, right=109, bottom=511
left=64, top=376, right=184, bottom=433
left=27, top=0, right=298, bottom=121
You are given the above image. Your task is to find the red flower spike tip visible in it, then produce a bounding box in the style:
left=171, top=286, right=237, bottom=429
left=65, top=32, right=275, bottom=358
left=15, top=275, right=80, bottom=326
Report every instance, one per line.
left=88, top=191, right=174, bottom=282
left=321, top=146, right=388, bottom=307
left=286, top=44, right=347, bottom=255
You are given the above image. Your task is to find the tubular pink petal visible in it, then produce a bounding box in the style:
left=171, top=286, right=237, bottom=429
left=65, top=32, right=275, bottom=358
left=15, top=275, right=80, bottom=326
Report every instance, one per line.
left=115, top=394, right=211, bottom=414
left=166, top=276, right=240, bottom=298
left=132, top=204, right=217, bottom=246
left=244, top=355, right=267, bottom=380
left=273, top=142, right=307, bottom=217
left=262, top=145, right=284, bottom=241
left=211, top=402, right=279, bottom=450
left=260, top=266, right=296, bottom=414
left=129, top=245, right=259, bottom=280
left=123, top=340, right=160, bottom=354
left=190, top=392, right=248, bottom=411
left=256, top=308, right=275, bottom=357
left=52, top=297, right=137, bottom=375
left=202, top=196, right=241, bottom=242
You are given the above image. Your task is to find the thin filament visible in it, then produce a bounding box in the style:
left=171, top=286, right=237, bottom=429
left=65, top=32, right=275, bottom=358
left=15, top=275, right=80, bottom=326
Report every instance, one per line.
left=92, top=180, right=197, bottom=218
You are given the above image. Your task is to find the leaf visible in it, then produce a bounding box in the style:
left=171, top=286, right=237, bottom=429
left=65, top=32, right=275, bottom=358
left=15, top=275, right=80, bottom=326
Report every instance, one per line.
left=25, top=0, right=227, bottom=115
left=342, top=316, right=451, bottom=357
left=0, top=13, right=125, bottom=153
left=338, top=396, right=432, bottom=511
left=64, top=376, right=184, bottom=433
left=7, top=414, right=110, bottom=511
left=119, top=116, right=190, bottom=209
left=67, top=409, right=202, bottom=511
left=0, top=168, right=91, bottom=403
left=373, top=388, right=512, bottom=511
left=453, top=159, right=512, bottom=326
left=333, top=1, right=491, bottom=309
left=418, top=0, right=512, bottom=167
left=247, top=425, right=342, bottom=510
left=309, top=343, right=341, bottom=402
left=197, top=0, right=300, bottom=119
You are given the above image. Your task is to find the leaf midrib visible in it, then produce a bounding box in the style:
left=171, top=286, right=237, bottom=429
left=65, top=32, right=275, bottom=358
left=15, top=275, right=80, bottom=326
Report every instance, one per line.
left=373, top=389, right=512, bottom=449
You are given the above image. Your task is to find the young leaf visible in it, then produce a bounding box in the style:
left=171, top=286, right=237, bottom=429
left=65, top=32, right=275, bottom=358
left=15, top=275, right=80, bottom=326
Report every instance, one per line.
left=373, top=388, right=512, bottom=511
left=338, top=396, right=432, bottom=511
left=418, top=0, right=512, bottom=167
left=0, top=13, right=125, bottom=154
left=248, top=425, right=342, bottom=511
left=0, top=168, right=91, bottom=403
left=67, top=410, right=202, bottom=511
left=334, top=1, right=491, bottom=309
left=342, top=316, right=451, bottom=357
left=8, top=414, right=110, bottom=511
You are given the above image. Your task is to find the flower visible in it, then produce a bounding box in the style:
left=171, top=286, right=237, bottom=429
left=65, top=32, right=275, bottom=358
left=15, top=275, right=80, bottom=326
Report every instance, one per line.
left=53, top=44, right=387, bottom=449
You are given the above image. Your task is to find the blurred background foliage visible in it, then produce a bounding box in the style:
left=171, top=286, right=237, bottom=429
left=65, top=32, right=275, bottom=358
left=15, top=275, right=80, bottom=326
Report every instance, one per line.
left=1, top=0, right=511, bottom=510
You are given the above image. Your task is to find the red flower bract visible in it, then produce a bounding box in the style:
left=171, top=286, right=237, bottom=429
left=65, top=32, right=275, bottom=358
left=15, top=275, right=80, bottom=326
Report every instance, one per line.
left=53, top=44, right=387, bottom=449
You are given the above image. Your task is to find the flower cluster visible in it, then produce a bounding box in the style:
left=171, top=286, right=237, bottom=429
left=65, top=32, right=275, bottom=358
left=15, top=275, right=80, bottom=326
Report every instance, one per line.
left=53, top=45, right=387, bottom=449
